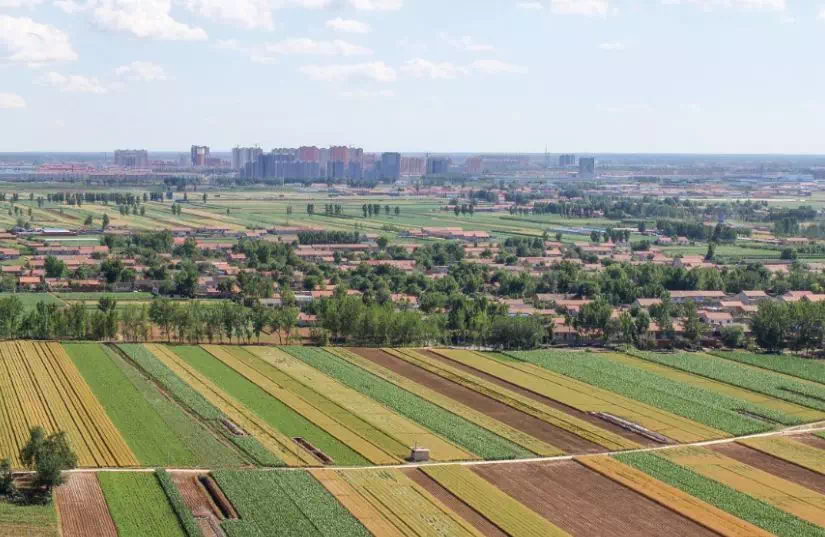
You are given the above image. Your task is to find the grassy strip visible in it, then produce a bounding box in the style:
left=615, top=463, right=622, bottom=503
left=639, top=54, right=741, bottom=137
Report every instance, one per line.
left=710, top=350, right=825, bottom=386
left=283, top=346, right=530, bottom=460
left=0, top=497, right=58, bottom=537
left=629, top=350, right=825, bottom=412
left=172, top=346, right=367, bottom=466
left=98, top=472, right=188, bottom=537
left=63, top=343, right=196, bottom=467
left=155, top=469, right=204, bottom=537
left=615, top=452, right=825, bottom=537
left=509, top=350, right=774, bottom=436
left=117, top=344, right=279, bottom=467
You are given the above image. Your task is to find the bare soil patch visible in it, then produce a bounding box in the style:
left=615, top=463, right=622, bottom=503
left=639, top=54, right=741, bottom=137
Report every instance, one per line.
left=712, top=443, right=825, bottom=494
left=54, top=473, right=117, bottom=537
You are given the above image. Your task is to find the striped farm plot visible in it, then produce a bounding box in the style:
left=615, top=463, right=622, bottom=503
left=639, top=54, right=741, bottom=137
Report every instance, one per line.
left=282, top=346, right=533, bottom=461
left=507, top=349, right=769, bottom=439
left=388, top=348, right=664, bottom=448
left=0, top=495, right=58, bottom=537
left=658, top=446, right=825, bottom=528
left=250, top=346, right=474, bottom=462
left=202, top=345, right=403, bottom=465
left=327, top=347, right=561, bottom=457
left=313, top=468, right=486, bottom=537
left=144, top=344, right=316, bottom=467
left=0, top=341, right=137, bottom=468
left=710, top=350, right=825, bottom=386
left=97, top=473, right=187, bottom=537
left=737, top=436, right=825, bottom=476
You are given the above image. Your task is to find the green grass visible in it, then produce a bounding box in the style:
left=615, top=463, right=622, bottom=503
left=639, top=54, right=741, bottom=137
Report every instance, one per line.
left=213, top=470, right=370, bottom=537
left=155, top=470, right=203, bottom=537
left=507, top=350, right=780, bottom=435
left=0, top=496, right=58, bottom=536
left=0, top=292, right=64, bottom=310
left=615, top=452, right=825, bottom=537
left=629, top=350, right=825, bottom=412
left=98, top=473, right=188, bottom=537
left=55, top=292, right=154, bottom=301
left=118, top=343, right=281, bottom=467
left=170, top=346, right=368, bottom=467
left=710, top=350, right=825, bottom=386
left=282, top=346, right=532, bottom=460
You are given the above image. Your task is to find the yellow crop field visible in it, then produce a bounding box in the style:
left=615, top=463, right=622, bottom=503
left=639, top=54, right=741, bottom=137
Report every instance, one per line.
left=326, top=347, right=562, bottom=456
left=659, top=446, right=825, bottom=527
left=422, top=465, right=571, bottom=537
left=605, top=353, right=825, bottom=422
left=316, top=468, right=486, bottom=537
left=145, top=344, right=315, bottom=466
left=385, top=348, right=642, bottom=450
left=577, top=456, right=773, bottom=537
left=432, top=348, right=726, bottom=443
left=249, top=347, right=473, bottom=461
left=738, top=437, right=825, bottom=476
left=203, top=345, right=401, bottom=465
left=0, top=341, right=136, bottom=468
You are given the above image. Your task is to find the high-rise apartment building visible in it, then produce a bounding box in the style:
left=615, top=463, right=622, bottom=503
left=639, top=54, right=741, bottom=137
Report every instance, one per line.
left=559, top=154, right=577, bottom=167
left=401, top=156, right=426, bottom=176
left=114, top=149, right=149, bottom=168
left=578, top=157, right=595, bottom=179
left=426, top=157, right=450, bottom=176
left=191, top=145, right=210, bottom=167
left=380, top=152, right=401, bottom=181
left=232, top=147, right=263, bottom=170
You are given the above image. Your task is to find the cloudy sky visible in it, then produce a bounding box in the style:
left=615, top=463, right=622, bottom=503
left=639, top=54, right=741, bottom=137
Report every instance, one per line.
left=0, top=0, right=823, bottom=154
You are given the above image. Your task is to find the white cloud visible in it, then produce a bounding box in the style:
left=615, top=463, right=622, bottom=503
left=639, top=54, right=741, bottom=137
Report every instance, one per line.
left=53, top=0, right=86, bottom=13
left=440, top=33, right=496, bottom=53
left=401, top=59, right=469, bottom=79
left=216, top=39, right=279, bottom=63
left=551, top=0, right=610, bottom=16
left=0, top=0, right=43, bottom=6
left=267, top=38, right=371, bottom=56
left=39, top=72, right=110, bottom=94
left=348, top=0, right=401, bottom=10
left=516, top=1, right=543, bottom=9
left=0, top=93, right=26, bottom=109
left=0, top=15, right=78, bottom=64
left=340, top=89, right=394, bottom=98
left=470, top=59, right=527, bottom=75
left=115, top=61, right=167, bottom=81
left=326, top=17, right=370, bottom=33
left=91, top=0, right=208, bottom=40
left=662, top=0, right=785, bottom=11
left=598, top=40, right=626, bottom=51
left=182, top=0, right=273, bottom=29
left=820, top=6, right=825, bottom=20
left=299, top=62, right=397, bottom=82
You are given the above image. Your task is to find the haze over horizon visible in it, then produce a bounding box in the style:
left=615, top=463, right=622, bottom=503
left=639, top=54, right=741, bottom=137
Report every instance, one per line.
left=1, top=0, right=824, bottom=154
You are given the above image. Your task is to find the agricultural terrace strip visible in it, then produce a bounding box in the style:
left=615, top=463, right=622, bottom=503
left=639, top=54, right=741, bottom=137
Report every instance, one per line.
left=422, top=465, right=572, bottom=537
left=64, top=343, right=200, bottom=467
left=0, top=341, right=136, bottom=468
left=603, top=352, right=824, bottom=423
left=576, top=456, right=773, bottom=537
left=629, top=350, right=825, bottom=413
left=145, top=344, right=312, bottom=466
left=737, top=436, right=825, bottom=476
left=203, top=346, right=395, bottom=465
left=657, top=446, right=825, bottom=528
left=509, top=349, right=770, bottom=437
left=329, top=347, right=557, bottom=457
left=320, top=468, right=486, bottom=537
left=711, top=350, right=825, bottom=386
left=117, top=344, right=275, bottom=467
left=389, top=348, right=644, bottom=450
left=0, top=497, right=58, bottom=537
left=214, top=470, right=370, bottom=537
left=98, top=473, right=188, bottom=537
left=55, top=473, right=118, bottom=537
left=172, top=346, right=366, bottom=467
left=259, top=346, right=474, bottom=461
left=616, top=452, right=825, bottom=537
left=155, top=470, right=203, bottom=537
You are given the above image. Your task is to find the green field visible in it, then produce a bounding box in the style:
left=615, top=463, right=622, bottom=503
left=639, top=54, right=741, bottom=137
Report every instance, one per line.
left=0, top=497, right=58, bottom=537
left=98, top=473, right=187, bottom=537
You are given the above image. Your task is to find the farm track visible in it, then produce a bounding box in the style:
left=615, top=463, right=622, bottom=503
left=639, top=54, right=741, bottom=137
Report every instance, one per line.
left=472, top=460, right=721, bottom=537
left=54, top=472, right=118, bottom=537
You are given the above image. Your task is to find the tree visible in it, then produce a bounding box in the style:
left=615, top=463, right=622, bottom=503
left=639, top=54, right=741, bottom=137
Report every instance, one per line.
left=376, top=236, right=389, bottom=249
left=84, top=215, right=94, bottom=226
left=0, top=458, right=11, bottom=495
left=101, top=213, right=110, bottom=230
left=149, top=298, right=176, bottom=342
left=720, top=325, right=744, bottom=348
left=394, top=206, right=400, bottom=217
left=19, top=427, right=78, bottom=492
left=705, top=242, right=716, bottom=261
left=751, top=300, right=789, bottom=352
left=100, top=258, right=124, bottom=285
left=286, top=205, right=293, bottom=223
left=44, top=256, right=66, bottom=278
left=590, top=230, right=600, bottom=243
left=682, top=302, right=707, bottom=344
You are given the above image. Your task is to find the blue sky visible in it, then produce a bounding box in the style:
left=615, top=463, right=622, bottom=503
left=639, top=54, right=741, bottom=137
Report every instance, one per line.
left=0, top=0, right=823, bottom=154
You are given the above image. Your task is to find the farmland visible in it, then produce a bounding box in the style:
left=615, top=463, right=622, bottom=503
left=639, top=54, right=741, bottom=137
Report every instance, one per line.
left=0, top=342, right=820, bottom=536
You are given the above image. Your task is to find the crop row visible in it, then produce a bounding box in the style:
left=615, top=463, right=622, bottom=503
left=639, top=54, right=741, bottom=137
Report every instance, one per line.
left=629, top=350, right=825, bottom=412
left=738, top=437, right=825, bottom=475
left=280, top=346, right=526, bottom=460
left=710, top=350, right=825, bottom=386
left=615, top=452, right=825, bottom=537
left=98, top=472, right=188, bottom=537
left=510, top=349, right=774, bottom=436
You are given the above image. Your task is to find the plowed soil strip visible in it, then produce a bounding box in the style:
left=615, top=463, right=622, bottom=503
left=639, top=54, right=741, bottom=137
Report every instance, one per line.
left=353, top=348, right=593, bottom=454
left=402, top=469, right=508, bottom=537
left=55, top=473, right=118, bottom=537
left=472, top=461, right=720, bottom=537
left=797, top=435, right=825, bottom=452
left=712, top=443, right=825, bottom=495
left=417, top=349, right=653, bottom=445
left=170, top=472, right=224, bottom=537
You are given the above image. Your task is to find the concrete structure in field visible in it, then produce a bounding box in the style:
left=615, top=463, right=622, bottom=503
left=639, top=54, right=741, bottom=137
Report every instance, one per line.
left=190, top=145, right=210, bottom=167
left=559, top=154, right=576, bottom=167
left=578, top=157, right=595, bottom=179
left=380, top=152, right=401, bottom=181
left=114, top=149, right=149, bottom=168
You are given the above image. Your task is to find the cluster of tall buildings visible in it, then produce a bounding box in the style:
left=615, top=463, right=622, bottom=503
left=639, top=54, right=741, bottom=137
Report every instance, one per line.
left=190, top=145, right=210, bottom=167
left=236, top=146, right=407, bottom=182
left=113, top=149, right=149, bottom=168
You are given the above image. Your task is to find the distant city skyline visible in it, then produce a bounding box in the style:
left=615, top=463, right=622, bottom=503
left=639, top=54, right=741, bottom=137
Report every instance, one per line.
left=1, top=0, right=824, bottom=154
